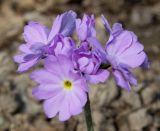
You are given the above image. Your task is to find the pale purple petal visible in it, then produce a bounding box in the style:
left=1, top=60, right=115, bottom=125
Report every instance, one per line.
left=119, top=67, right=137, bottom=86
left=43, top=91, right=65, bottom=118
left=101, top=15, right=112, bottom=34
left=128, top=74, right=137, bottom=86
left=17, top=57, right=39, bottom=72
left=87, top=37, right=107, bottom=62
left=119, top=43, right=145, bottom=68
left=76, top=18, right=88, bottom=41
left=59, top=10, right=76, bottom=36
left=83, top=62, right=94, bottom=74
left=141, top=54, right=150, bottom=69
left=30, top=70, right=60, bottom=84
left=14, top=54, right=26, bottom=63
left=53, top=36, right=75, bottom=56
left=72, top=86, right=87, bottom=106
left=32, top=84, right=62, bottom=100
left=59, top=95, right=71, bottom=121
left=48, top=10, right=76, bottom=42
left=45, top=55, right=73, bottom=77
left=86, top=69, right=110, bottom=84
left=78, top=57, right=89, bottom=69
left=54, top=41, right=63, bottom=55
left=19, top=44, right=32, bottom=53
left=29, top=43, right=45, bottom=53
left=69, top=92, right=83, bottom=116
left=48, top=15, right=62, bottom=42
left=74, top=79, right=88, bottom=92
left=101, top=15, right=123, bottom=43
left=76, top=14, right=96, bottom=41
left=23, top=21, right=48, bottom=44
left=106, top=31, right=133, bottom=56
left=112, top=23, right=123, bottom=35
left=112, top=69, right=131, bottom=91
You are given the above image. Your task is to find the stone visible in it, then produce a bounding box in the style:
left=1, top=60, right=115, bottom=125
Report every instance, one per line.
left=121, top=89, right=142, bottom=109
left=13, top=0, right=35, bottom=11
left=0, top=13, right=23, bottom=48
left=0, top=114, right=9, bottom=131
left=13, top=75, right=41, bottom=115
left=128, top=108, right=152, bottom=131
left=130, top=6, right=153, bottom=26
left=0, top=94, right=18, bottom=114
left=103, top=124, right=116, bottom=131
left=0, top=115, right=4, bottom=127
left=100, top=0, right=124, bottom=13
left=117, top=119, right=130, bottom=131
left=0, top=51, right=15, bottom=82
left=141, top=83, right=159, bottom=106
left=92, top=110, right=104, bottom=131
left=90, top=79, right=118, bottom=108
left=151, top=2, right=160, bottom=21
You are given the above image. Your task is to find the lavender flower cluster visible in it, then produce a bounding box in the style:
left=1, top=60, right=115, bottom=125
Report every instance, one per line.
left=14, top=10, right=149, bottom=121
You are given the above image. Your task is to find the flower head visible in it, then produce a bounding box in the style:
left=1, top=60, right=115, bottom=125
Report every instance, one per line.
left=88, top=15, right=149, bottom=91
left=103, top=16, right=149, bottom=90
left=14, top=11, right=76, bottom=72
left=72, top=43, right=109, bottom=84
left=76, top=14, right=96, bottom=42
left=31, top=55, right=87, bottom=121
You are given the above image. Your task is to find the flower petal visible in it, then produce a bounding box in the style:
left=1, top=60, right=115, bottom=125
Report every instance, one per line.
left=87, top=37, right=107, bottom=62
left=72, top=86, right=87, bottom=106
left=74, top=78, right=88, bottom=92
left=14, top=54, right=26, bottom=63
left=59, top=10, right=76, bottom=36
left=44, top=55, right=73, bottom=77
left=19, top=44, right=32, bottom=53
left=69, top=92, right=83, bottom=116
left=48, top=10, right=76, bottom=42
left=78, top=57, right=89, bottom=70
left=119, top=42, right=145, bottom=68
left=43, top=90, right=65, bottom=118
left=17, top=57, right=39, bottom=72
left=141, top=53, right=150, bottom=69
left=23, top=21, right=49, bottom=44
left=58, top=95, right=71, bottom=121
left=32, top=84, right=62, bottom=100
left=106, top=31, right=133, bottom=56
left=101, top=15, right=112, bottom=34
left=30, top=70, right=60, bottom=84
left=86, top=69, right=110, bottom=84
left=112, top=69, right=131, bottom=91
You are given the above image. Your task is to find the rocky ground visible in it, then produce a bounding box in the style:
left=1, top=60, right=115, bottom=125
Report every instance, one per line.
left=0, top=0, right=160, bottom=131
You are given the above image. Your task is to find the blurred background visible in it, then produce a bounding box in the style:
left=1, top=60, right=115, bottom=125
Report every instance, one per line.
left=0, top=0, right=160, bottom=131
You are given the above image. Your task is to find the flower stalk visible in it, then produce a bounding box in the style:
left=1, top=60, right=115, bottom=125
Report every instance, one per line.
left=84, top=93, right=94, bottom=131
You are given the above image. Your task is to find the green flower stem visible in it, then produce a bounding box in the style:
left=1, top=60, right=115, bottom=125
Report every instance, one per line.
left=84, top=93, right=94, bottom=131
left=84, top=63, right=110, bottom=131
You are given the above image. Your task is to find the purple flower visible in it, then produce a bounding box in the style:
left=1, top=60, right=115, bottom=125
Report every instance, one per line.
left=88, top=15, right=149, bottom=91
left=14, top=11, right=76, bottom=72
left=31, top=55, right=87, bottom=121
left=76, top=14, right=96, bottom=42
left=72, top=43, right=109, bottom=84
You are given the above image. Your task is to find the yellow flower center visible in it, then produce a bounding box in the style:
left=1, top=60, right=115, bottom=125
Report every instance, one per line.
left=64, top=80, right=72, bottom=90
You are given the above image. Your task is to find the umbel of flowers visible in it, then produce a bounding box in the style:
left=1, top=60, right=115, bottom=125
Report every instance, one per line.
left=14, top=10, right=149, bottom=123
